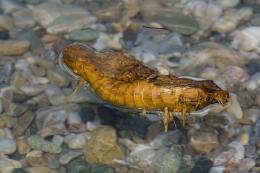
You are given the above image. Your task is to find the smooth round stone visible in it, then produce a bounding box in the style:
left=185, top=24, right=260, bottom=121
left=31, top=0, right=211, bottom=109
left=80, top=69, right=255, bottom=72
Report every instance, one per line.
left=29, top=2, right=90, bottom=27
left=152, top=144, right=183, bottom=173
left=84, top=126, right=125, bottom=164
left=231, top=26, right=260, bottom=53
left=19, top=84, right=48, bottom=97
left=216, top=0, right=240, bottom=9
left=12, top=8, right=35, bottom=28
left=213, top=8, right=252, bottom=33
left=0, top=40, right=30, bottom=56
left=0, top=15, right=15, bottom=31
left=65, top=29, right=99, bottom=41
left=27, top=135, right=61, bottom=154
left=25, top=150, right=48, bottom=167
left=27, top=167, right=58, bottom=173
left=46, top=14, right=96, bottom=34
left=59, top=150, right=83, bottom=165
left=239, top=133, right=250, bottom=145
left=238, top=158, right=256, bottom=171
left=47, top=70, right=69, bottom=88
left=241, top=108, right=260, bottom=125
left=154, top=11, right=198, bottom=35
left=189, top=128, right=219, bottom=154
left=64, top=133, right=88, bottom=149
left=52, top=135, right=64, bottom=146
left=16, top=137, right=31, bottom=155
left=0, top=137, right=16, bottom=154
left=227, top=93, right=243, bottom=119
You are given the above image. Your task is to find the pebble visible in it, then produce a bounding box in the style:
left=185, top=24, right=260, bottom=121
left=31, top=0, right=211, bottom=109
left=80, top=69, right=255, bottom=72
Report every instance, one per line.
left=45, top=84, right=65, bottom=106
left=151, top=145, right=183, bottom=173
left=59, top=150, right=83, bottom=165
left=245, top=72, right=260, bottom=91
left=180, top=42, right=246, bottom=72
left=25, top=150, right=48, bottom=166
left=155, top=11, right=198, bottom=35
left=52, top=135, right=64, bottom=146
left=47, top=70, right=69, bottom=88
left=12, top=8, right=35, bottom=29
left=30, top=2, right=90, bottom=27
left=226, top=93, right=243, bottom=119
left=35, top=105, right=78, bottom=137
left=19, top=84, right=47, bottom=97
left=16, top=137, right=31, bottom=155
left=27, top=135, right=61, bottom=154
left=213, top=8, right=252, bottom=33
left=0, top=40, right=30, bottom=56
left=189, top=128, right=219, bottom=154
left=65, top=29, right=99, bottom=41
left=0, top=159, right=22, bottom=173
left=27, top=167, right=58, bottom=173
left=64, top=133, right=88, bottom=149
left=231, top=26, right=260, bottom=53
left=0, top=15, right=15, bottom=31
left=238, top=158, right=256, bottom=171
left=216, top=0, right=240, bottom=9
left=240, top=108, right=260, bottom=125
left=0, top=137, right=16, bottom=154
left=84, top=126, right=125, bottom=164
left=46, top=14, right=96, bottom=34
left=239, top=133, right=250, bottom=145
left=13, top=111, right=35, bottom=136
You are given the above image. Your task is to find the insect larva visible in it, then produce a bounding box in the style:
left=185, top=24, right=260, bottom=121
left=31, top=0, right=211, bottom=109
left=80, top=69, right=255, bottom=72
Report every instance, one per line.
left=61, top=43, right=230, bottom=132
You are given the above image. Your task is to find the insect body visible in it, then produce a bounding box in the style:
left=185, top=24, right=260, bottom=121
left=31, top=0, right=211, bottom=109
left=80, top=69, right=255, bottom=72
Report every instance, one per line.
left=62, top=43, right=230, bottom=132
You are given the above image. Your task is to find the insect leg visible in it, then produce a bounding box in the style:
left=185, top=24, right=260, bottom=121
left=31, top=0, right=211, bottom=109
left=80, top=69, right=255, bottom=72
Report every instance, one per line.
left=140, top=109, right=146, bottom=116
left=181, top=108, right=187, bottom=127
left=65, top=78, right=85, bottom=103
left=163, top=107, right=169, bottom=132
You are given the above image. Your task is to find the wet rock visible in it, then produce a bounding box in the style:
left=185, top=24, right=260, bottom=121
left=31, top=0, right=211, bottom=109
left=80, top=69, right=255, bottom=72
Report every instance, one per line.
left=245, top=72, right=260, bottom=91
left=0, top=40, right=30, bottom=56
left=19, top=84, right=47, bottom=97
left=180, top=42, right=246, bottom=72
left=30, top=2, right=90, bottom=27
left=25, top=150, right=48, bottom=166
left=64, top=133, right=88, bottom=149
left=27, top=135, right=61, bottom=154
left=209, top=141, right=244, bottom=166
left=84, top=126, right=125, bottom=164
left=65, top=29, right=99, bottom=41
left=226, top=93, right=243, bottom=119
left=93, top=33, right=122, bottom=50
left=191, top=156, right=213, bottom=173
left=240, top=108, right=260, bottom=125
left=3, top=100, right=29, bottom=117
left=0, top=158, right=22, bottom=173
left=151, top=144, right=183, bottom=173
left=204, top=114, right=229, bottom=129
left=45, top=84, right=65, bottom=106
left=27, top=167, right=58, bottom=173
left=46, top=14, right=96, bottom=34
left=13, top=111, right=35, bottom=136
left=213, top=8, right=252, bottom=33
left=67, top=112, right=84, bottom=129
left=12, top=8, right=35, bottom=29
left=231, top=26, right=260, bottom=53
left=0, top=137, right=16, bottom=154
left=17, top=29, right=44, bottom=56
left=16, top=137, right=31, bottom=155
left=189, top=128, right=219, bottom=154
left=47, top=70, right=69, bottom=88
left=0, top=15, right=15, bottom=31
left=36, top=104, right=80, bottom=137
left=239, top=133, right=250, bottom=145
left=209, top=166, right=225, bottom=173
left=59, top=150, right=83, bottom=165
left=128, top=144, right=155, bottom=168
left=216, top=0, right=240, bottom=9
left=52, top=135, right=64, bottom=146
left=238, top=158, right=256, bottom=171
left=154, top=12, right=198, bottom=35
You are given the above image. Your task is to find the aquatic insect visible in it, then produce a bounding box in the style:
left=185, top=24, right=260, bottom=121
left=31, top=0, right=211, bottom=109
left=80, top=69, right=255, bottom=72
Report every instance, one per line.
left=61, top=43, right=230, bottom=132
